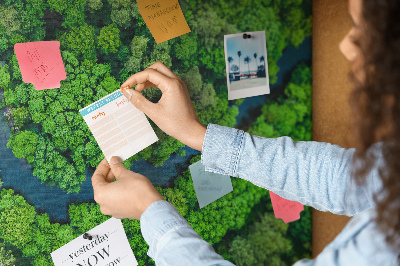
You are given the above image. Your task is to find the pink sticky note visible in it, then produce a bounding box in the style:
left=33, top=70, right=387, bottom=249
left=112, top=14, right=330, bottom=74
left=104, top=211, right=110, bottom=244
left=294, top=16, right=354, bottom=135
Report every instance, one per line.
left=14, top=41, right=67, bottom=90
left=270, top=191, right=304, bottom=223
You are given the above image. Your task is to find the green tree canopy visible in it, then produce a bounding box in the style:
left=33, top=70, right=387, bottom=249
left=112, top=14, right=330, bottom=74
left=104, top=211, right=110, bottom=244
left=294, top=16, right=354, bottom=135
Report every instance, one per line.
left=172, top=33, right=198, bottom=72
left=87, top=0, right=103, bottom=12
left=123, top=35, right=149, bottom=73
left=0, top=64, right=10, bottom=89
left=108, top=0, right=137, bottom=29
left=0, top=242, right=15, bottom=266
left=7, top=131, right=38, bottom=163
left=0, top=6, right=21, bottom=36
left=60, top=23, right=97, bottom=60
left=229, top=212, right=292, bottom=266
left=0, top=189, right=36, bottom=250
left=47, top=0, right=86, bottom=28
left=249, top=63, right=312, bottom=141
left=98, top=23, right=122, bottom=55
left=143, top=42, right=172, bottom=69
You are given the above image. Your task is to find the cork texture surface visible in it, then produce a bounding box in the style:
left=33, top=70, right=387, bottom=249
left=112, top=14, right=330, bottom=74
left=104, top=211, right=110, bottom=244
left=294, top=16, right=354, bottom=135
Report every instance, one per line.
left=312, top=0, right=353, bottom=257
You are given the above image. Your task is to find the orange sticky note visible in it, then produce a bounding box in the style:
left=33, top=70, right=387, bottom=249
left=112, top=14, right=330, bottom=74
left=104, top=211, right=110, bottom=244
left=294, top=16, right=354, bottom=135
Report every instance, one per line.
left=14, top=41, right=67, bottom=90
left=137, top=0, right=191, bottom=44
left=270, top=191, right=304, bottom=223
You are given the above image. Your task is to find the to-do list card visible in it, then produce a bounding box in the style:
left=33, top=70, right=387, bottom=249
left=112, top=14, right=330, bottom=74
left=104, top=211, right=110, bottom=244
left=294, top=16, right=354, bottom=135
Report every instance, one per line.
left=51, top=218, right=137, bottom=266
left=80, top=90, right=158, bottom=162
left=189, top=161, right=233, bottom=208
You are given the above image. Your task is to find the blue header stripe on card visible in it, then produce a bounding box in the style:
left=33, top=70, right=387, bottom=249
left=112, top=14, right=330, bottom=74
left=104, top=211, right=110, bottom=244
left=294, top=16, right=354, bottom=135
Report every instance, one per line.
left=80, top=91, right=123, bottom=116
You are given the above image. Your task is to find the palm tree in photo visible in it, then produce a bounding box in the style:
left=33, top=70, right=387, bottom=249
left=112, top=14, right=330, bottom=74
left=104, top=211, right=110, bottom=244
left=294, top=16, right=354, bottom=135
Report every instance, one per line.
left=253, top=53, right=257, bottom=75
left=260, top=55, right=266, bottom=77
left=228, top=56, right=233, bottom=73
left=237, top=51, right=242, bottom=77
left=260, top=55, right=265, bottom=71
left=244, top=56, right=251, bottom=78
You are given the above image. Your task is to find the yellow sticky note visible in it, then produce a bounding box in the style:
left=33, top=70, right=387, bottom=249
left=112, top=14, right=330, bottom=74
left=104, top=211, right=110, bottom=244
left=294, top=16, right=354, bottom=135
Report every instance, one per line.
left=137, top=0, right=191, bottom=44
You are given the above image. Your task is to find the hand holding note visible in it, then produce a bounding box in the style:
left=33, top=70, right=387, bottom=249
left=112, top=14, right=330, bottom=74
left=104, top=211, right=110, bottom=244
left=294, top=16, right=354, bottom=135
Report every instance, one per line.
left=120, top=62, right=206, bottom=152
left=92, top=157, right=164, bottom=220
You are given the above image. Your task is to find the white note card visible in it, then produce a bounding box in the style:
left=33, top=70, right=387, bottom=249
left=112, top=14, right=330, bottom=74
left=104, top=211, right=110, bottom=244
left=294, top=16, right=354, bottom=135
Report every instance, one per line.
left=51, top=218, right=137, bottom=266
left=189, top=161, right=233, bottom=208
left=80, top=90, right=158, bottom=162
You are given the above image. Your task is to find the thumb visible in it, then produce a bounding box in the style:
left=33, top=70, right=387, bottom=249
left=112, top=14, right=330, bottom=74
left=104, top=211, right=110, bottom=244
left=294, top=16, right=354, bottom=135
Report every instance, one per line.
left=122, top=89, right=155, bottom=116
left=109, top=156, right=129, bottom=179
left=92, top=158, right=110, bottom=189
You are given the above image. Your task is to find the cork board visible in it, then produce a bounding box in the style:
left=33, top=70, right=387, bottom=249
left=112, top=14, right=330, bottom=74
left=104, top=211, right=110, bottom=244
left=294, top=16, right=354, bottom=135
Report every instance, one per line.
left=312, top=0, right=354, bottom=257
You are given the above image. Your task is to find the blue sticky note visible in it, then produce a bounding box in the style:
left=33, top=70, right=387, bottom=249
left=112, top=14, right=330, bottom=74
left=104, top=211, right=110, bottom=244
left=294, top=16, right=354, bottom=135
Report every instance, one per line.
left=189, top=161, right=233, bottom=208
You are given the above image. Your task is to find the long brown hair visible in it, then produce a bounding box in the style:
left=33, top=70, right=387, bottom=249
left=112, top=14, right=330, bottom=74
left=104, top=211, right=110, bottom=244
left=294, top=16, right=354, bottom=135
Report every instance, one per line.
left=349, top=0, right=400, bottom=253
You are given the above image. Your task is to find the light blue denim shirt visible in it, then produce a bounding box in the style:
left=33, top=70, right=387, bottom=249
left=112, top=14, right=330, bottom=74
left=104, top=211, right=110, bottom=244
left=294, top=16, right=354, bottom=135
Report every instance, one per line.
left=140, top=124, right=399, bottom=265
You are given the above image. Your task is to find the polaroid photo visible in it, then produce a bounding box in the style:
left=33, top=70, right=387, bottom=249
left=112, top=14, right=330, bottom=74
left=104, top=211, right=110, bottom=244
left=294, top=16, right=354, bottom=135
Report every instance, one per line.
left=224, top=30, right=270, bottom=100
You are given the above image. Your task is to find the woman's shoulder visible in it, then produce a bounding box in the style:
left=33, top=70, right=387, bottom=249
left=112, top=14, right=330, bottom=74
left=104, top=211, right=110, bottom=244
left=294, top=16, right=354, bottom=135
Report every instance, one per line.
left=321, top=209, right=399, bottom=265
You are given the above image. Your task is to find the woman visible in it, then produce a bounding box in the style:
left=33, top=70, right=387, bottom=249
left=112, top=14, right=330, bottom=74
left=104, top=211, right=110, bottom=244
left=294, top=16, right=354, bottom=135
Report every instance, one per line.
left=91, top=0, right=400, bottom=264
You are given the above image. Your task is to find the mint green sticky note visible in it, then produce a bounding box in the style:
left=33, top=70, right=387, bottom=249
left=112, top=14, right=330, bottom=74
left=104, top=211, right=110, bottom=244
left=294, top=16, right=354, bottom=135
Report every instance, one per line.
left=189, top=161, right=233, bottom=208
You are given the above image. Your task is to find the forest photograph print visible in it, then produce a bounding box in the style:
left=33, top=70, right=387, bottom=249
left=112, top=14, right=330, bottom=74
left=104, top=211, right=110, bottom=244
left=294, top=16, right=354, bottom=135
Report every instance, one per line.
left=0, top=0, right=312, bottom=265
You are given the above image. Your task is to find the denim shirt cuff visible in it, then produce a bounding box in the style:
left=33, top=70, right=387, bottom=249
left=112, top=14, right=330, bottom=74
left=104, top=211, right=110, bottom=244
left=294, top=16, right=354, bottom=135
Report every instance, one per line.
left=201, top=124, right=245, bottom=177
left=140, top=200, right=190, bottom=259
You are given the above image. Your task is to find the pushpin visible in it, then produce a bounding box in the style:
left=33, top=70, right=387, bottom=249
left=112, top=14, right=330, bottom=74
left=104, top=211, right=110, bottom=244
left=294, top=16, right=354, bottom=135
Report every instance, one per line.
left=243, top=33, right=252, bottom=39
left=83, top=233, right=97, bottom=241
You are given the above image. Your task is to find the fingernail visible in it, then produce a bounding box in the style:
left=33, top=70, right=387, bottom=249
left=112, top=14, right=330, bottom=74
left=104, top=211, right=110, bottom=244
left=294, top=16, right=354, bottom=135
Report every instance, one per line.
left=120, top=84, right=130, bottom=92
left=110, top=156, right=122, bottom=165
left=123, top=89, right=133, bottom=100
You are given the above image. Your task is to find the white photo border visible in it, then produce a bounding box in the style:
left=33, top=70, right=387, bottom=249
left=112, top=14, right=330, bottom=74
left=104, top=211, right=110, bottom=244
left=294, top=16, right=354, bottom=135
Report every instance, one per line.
left=224, top=30, right=270, bottom=100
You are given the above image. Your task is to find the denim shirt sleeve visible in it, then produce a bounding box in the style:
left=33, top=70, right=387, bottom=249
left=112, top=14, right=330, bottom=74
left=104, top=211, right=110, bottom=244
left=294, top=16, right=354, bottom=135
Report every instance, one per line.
left=140, top=200, right=235, bottom=266
left=201, top=124, right=383, bottom=216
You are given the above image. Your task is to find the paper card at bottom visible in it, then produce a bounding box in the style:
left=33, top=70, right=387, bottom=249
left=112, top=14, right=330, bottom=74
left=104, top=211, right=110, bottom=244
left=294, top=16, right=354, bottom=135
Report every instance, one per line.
left=189, top=161, right=233, bottom=208
left=51, top=218, right=137, bottom=266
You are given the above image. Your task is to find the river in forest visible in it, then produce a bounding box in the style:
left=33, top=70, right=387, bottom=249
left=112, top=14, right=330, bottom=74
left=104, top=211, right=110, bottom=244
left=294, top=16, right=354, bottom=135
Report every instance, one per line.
left=0, top=36, right=311, bottom=222
left=235, top=36, right=312, bottom=129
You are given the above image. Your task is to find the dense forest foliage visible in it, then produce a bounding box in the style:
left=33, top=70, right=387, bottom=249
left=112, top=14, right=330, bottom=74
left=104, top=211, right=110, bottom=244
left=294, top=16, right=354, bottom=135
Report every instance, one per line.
left=0, top=63, right=312, bottom=265
left=0, top=0, right=312, bottom=264
left=0, top=0, right=311, bottom=192
left=248, top=62, right=312, bottom=141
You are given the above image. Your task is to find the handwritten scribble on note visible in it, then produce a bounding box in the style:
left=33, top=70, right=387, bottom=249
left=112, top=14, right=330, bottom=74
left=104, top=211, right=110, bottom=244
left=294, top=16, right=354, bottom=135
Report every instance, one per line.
left=137, top=0, right=191, bottom=44
left=189, top=161, right=233, bottom=209
left=14, top=41, right=67, bottom=90
left=269, top=191, right=304, bottom=223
